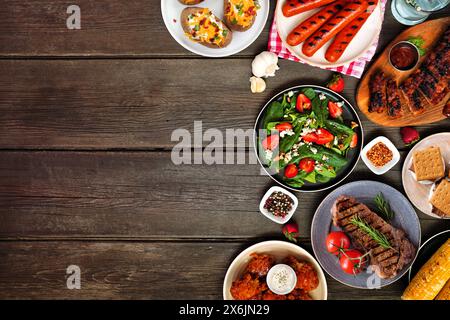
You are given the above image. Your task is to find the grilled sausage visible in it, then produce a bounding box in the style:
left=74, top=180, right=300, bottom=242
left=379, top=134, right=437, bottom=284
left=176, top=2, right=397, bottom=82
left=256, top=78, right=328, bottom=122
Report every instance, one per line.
left=286, top=0, right=346, bottom=46
left=302, top=0, right=369, bottom=57
left=325, top=0, right=378, bottom=62
left=282, top=0, right=337, bottom=17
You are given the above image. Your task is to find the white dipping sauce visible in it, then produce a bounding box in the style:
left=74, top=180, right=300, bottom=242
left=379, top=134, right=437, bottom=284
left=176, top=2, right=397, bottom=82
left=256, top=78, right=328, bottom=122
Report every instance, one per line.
left=266, top=264, right=297, bottom=295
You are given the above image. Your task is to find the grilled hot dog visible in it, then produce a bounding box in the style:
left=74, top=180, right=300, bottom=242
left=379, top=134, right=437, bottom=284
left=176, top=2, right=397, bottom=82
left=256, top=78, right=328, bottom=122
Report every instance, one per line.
left=302, top=0, right=369, bottom=57
left=287, top=0, right=346, bottom=46
left=282, top=0, right=337, bottom=17
left=325, top=0, right=378, bottom=62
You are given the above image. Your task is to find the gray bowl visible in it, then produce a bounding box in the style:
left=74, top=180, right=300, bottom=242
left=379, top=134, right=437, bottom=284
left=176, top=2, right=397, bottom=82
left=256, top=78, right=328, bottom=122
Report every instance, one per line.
left=311, top=180, right=421, bottom=289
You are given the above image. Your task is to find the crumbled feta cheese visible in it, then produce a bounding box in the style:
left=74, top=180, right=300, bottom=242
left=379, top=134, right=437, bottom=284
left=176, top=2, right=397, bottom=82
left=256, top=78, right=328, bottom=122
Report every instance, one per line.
left=288, top=91, right=294, bottom=97
left=280, top=129, right=295, bottom=138
left=265, top=150, right=273, bottom=161
left=310, top=147, right=318, bottom=154
left=319, top=93, right=326, bottom=100
left=284, top=152, right=292, bottom=162
left=301, top=127, right=316, bottom=135
left=322, top=155, right=329, bottom=161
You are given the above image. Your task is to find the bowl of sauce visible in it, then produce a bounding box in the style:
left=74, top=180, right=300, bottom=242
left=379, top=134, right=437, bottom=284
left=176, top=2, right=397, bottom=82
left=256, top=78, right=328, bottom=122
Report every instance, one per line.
left=389, top=41, right=420, bottom=71
left=266, top=264, right=297, bottom=295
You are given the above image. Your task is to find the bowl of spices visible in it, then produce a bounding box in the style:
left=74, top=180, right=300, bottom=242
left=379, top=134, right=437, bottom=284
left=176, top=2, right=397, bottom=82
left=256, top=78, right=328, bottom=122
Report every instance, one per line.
left=259, top=186, right=298, bottom=224
left=361, top=136, right=400, bottom=175
left=389, top=41, right=420, bottom=71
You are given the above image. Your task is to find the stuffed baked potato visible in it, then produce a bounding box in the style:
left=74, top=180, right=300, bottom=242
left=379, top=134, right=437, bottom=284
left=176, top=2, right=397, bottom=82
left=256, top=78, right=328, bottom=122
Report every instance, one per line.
left=224, top=0, right=260, bottom=32
left=181, top=7, right=232, bottom=48
left=178, top=0, right=204, bottom=4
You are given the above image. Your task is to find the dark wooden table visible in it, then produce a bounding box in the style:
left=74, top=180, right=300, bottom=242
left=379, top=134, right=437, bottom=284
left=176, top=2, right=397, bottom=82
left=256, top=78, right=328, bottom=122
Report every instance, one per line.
left=0, top=0, right=448, bottom=299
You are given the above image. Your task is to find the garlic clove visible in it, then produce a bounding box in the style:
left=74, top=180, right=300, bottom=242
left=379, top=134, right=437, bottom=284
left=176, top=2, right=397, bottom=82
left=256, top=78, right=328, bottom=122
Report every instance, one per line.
left=252, top=51, right=280, bottom=78
left=250, top=76, right=266, bottom=94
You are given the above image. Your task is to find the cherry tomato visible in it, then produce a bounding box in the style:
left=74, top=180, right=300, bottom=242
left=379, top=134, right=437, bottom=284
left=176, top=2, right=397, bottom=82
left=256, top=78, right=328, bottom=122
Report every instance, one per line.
left=350, top=133, right=358, bottom=148
left=296, top=94, right=311, bottom=113
left=275, top=122, right=293, bottom=132
left=326, top=231, right=351, bottom=255
left=328, top=101, right=343, bottom=118
left=339, top=249, right=368, bottom=275
left=284, top=164, right=299, bottom=178
left=298, top=158, right=315, bottom=173
left=262, top=135, right=279, bottom=150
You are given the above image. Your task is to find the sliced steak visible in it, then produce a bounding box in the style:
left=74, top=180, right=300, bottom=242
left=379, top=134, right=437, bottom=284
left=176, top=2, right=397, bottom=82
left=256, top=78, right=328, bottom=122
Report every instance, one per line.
left=386, top=78, right=403, bottom=119
left=331, top=195, right=416, bottom=279
left=369, top=71, right=387, bottom=113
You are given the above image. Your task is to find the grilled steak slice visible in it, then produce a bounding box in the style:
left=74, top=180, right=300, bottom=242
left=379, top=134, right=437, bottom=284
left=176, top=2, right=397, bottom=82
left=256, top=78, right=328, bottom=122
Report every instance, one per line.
left=401, top=88, right=427, bottom=115
left=332, top=196, right=416, bottom=279
left=369, top=71, right=387, bottom=113
left=386, top=78, right=403, bottom=118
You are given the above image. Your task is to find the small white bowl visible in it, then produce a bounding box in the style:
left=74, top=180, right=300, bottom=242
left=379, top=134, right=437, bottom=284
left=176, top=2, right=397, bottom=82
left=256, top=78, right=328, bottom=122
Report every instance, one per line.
left=259, top=186, right=298, bottom=224
left=361, top=136, right=400, bottom=175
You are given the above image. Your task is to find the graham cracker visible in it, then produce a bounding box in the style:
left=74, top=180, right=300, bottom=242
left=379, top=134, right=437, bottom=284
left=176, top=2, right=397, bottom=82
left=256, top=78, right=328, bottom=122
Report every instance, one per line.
left=431, top=179, right=450, bottom=217
left=412, top=146, right=445, bottom=181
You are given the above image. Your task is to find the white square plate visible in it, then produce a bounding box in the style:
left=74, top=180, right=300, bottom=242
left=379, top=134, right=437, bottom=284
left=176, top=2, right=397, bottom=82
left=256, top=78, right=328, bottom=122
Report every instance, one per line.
left=361, top=136, right=400, bottom=175
left=259, top=186, right=298, bottom=224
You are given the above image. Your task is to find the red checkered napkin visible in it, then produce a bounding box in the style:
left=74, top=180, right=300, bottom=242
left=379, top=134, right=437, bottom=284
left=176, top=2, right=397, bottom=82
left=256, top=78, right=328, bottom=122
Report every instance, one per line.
left=268, top=0, right=387, bottom=78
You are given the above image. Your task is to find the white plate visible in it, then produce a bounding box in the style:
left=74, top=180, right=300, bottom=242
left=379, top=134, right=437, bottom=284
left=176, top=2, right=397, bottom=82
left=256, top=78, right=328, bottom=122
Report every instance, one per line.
left=259, top=186, right=298, bottom=224
left=161, top=0, right=270, bottom=57
left=402, top=133, right=450, bottom=219
left=275, top=0, right=383, bottom=67
left=223, top=240, right=328, bottom=300
left=361, top=136, right=400, bottom=175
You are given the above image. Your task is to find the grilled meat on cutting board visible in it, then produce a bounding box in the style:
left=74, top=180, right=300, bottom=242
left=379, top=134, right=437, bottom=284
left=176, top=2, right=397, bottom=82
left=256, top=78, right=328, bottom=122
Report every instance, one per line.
left=331, top=195, right=416, bottom=279
left=369, top=26, right=450, bottom=118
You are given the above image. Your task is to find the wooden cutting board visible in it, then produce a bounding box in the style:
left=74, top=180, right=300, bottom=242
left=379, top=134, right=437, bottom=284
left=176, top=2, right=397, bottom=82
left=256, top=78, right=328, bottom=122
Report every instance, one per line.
left=356, top=17, right=450, bottom=127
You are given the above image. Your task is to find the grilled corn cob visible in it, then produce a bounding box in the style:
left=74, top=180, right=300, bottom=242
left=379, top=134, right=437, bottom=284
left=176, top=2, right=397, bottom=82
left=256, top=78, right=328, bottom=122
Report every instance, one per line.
left=436, top=279, right=450, bottom=300
left=402, top=239, right=450, bottom=300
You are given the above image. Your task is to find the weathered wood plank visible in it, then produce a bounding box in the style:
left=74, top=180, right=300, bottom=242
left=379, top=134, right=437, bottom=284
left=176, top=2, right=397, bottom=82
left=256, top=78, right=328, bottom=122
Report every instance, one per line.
left=0, top=240, right=438, bottom=299
left=0, top=0, right=448, bottom=57
left=0, top=0, right=270, bottom=57
left=0, top=59, right=447, bottom=149
left=0, top=151, right=446, bottom=239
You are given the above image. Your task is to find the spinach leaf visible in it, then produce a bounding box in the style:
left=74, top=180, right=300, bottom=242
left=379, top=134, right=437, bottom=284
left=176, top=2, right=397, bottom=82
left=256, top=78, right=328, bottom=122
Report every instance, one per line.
left=302, top=88, right=316, bottom=100
left=262, top=101, right=284, bottom=130
left=316, top=165, right=336, bottom=178
left=304, top=171, right=316, bottom=183
left=279, top=129, right=301, bottom=154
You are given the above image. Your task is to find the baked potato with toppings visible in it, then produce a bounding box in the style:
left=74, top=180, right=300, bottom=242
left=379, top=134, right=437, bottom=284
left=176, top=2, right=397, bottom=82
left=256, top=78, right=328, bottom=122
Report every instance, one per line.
left=178, top=0, right=204, bottom=4
left=180, top=7, right=232, bottom=48
left=224, top=0, right=260, bottom=32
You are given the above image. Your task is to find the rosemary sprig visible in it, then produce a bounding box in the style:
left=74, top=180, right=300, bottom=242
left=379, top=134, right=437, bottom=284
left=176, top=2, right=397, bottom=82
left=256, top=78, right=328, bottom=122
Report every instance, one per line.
left=350, top=215, right=392, bottom=249
left=374, top=193, right=395, bottom=221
